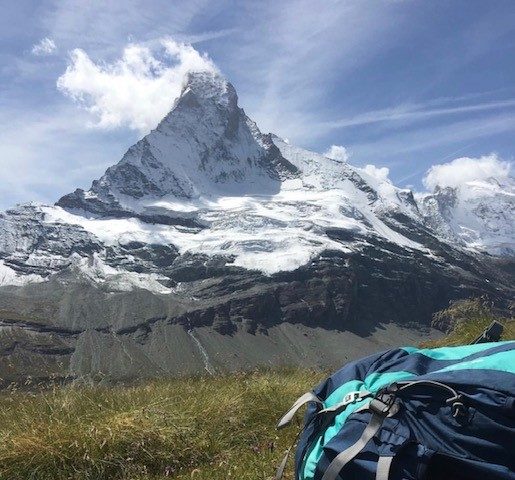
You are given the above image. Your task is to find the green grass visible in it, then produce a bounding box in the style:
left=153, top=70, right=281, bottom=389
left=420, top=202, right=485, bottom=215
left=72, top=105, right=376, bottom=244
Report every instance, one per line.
left=0, top=299, right=513, bottom=479
left=422, top=298, right=514, bottom=348
left=0, top=370, right=324, bottom=480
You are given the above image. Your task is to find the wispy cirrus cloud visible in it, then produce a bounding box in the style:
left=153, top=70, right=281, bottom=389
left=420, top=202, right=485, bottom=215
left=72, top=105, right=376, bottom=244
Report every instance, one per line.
left=31, top=37, right=57, bottom=56
left=322, top=97, right=515, bottom=131
left=362, top=112, right=515, bottom=154
left=220, top=0, right=413, bottom=141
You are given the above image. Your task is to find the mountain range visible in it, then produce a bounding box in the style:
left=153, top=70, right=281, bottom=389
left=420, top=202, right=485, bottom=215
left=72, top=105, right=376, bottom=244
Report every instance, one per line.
left=0, top=71, right=513, bottom=384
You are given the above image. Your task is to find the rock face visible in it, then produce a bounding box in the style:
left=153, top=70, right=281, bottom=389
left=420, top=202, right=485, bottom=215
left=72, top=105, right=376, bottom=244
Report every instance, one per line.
left=0, top=71, right=513, bottom=384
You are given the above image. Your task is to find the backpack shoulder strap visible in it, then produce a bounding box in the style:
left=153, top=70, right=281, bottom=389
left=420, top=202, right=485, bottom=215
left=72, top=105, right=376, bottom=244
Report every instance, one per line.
left=277, top=391, right=323, bottom=429
left=376, top=455, right=394, bottom=480
left=321, top=396, right=399, bottom=480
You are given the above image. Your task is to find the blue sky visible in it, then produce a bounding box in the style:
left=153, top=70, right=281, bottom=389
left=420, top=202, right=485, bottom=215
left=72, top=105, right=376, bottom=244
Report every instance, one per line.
left=1, top=0, right=514, bottom=209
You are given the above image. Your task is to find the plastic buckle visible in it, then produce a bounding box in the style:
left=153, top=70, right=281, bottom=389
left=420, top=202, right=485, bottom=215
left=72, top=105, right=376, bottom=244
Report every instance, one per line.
left=343, top=391, right=360, bottom=404
left=370, top=393, right=398, bottom=416
left=386, top=382, right=400, bottom=393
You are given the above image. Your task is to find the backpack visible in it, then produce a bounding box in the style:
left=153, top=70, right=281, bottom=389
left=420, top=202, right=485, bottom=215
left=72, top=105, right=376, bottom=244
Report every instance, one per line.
left=276, top=341, right=515, bottom=480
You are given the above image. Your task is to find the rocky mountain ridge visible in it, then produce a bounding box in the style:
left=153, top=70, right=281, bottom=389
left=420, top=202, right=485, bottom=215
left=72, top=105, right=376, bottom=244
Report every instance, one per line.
left=0, top=71, right=513, bottom=383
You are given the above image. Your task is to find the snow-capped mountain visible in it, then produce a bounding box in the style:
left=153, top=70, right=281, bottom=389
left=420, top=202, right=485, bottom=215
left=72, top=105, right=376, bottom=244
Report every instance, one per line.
left=418, top=176, right=514, bottom=256
left=59, top=72, right=298, bottom=207
left=0, top=72, right=429, bottom=287
left=0, top=71, right=513, bottom=383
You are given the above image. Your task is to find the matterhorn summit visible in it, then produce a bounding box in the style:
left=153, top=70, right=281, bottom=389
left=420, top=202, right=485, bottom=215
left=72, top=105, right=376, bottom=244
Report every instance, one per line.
left=58, top=71, right=298, bottom=215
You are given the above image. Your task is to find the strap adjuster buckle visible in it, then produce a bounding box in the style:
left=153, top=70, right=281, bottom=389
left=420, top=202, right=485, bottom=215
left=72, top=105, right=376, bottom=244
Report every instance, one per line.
left=370, top=393, right=398, bottom=416
left=343, top=391, right=360, bottom=403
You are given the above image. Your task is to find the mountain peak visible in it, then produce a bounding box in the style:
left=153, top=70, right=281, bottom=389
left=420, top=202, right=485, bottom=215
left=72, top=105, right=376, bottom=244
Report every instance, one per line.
left=179, top=70, right=237, bottom=108
left=156, top=69, right=239, bottom=132
left=57, top=70, right=297, bottom=213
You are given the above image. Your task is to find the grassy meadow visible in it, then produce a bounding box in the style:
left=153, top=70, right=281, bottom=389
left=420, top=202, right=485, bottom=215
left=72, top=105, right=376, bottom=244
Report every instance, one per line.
left=0, top=370, right=324, bottom=480
left=0, top=299, right=512, bottom=480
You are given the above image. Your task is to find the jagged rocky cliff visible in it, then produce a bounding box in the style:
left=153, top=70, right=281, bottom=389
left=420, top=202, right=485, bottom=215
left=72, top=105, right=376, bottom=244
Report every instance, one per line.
left=0, top=71, right=513, bottom=383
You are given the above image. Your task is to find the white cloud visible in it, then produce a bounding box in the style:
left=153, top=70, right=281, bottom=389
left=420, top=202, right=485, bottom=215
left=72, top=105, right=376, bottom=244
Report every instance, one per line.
left=31, top=37, right=57, bottom=56
left=57, top=38, right=218, bottom=133
left=423, top=154, right=511, bottom=191
left=361, top=164, right=390, bottom=182
left=324, top=145, right=349, bottom=162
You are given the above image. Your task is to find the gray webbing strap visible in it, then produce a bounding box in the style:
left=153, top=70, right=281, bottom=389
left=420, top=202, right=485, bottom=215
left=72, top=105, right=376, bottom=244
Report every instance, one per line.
left=277, top=391, right=323, bottom=429
left=318, top=390, right=372, bottom=415
left=376, top=455, right=394, bottom=480
left=354, top=400, right=372, bottom=414
left=274, top=444, right=293, bottom=480
left=274, top=426, right=304, bottom=480
left=321, top=411, right=386, bottom=480
left=275, top=392, right=323, bottom=479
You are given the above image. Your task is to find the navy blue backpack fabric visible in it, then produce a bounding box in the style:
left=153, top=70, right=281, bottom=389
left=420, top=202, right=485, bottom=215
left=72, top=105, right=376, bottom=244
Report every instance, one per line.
left=288, top=341, right=515, bottom=480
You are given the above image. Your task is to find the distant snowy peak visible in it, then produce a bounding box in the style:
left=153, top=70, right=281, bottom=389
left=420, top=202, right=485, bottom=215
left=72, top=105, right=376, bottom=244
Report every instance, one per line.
left=57, top=71, right=298, bottom=215
left=272, top=137, right=419, bottom=217
left=419, top=175, right=515, bottom=255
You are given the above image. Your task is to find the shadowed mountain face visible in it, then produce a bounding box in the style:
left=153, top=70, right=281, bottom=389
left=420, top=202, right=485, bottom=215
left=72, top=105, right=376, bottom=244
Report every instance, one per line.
left=0, top=71, right=513, bottom=384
